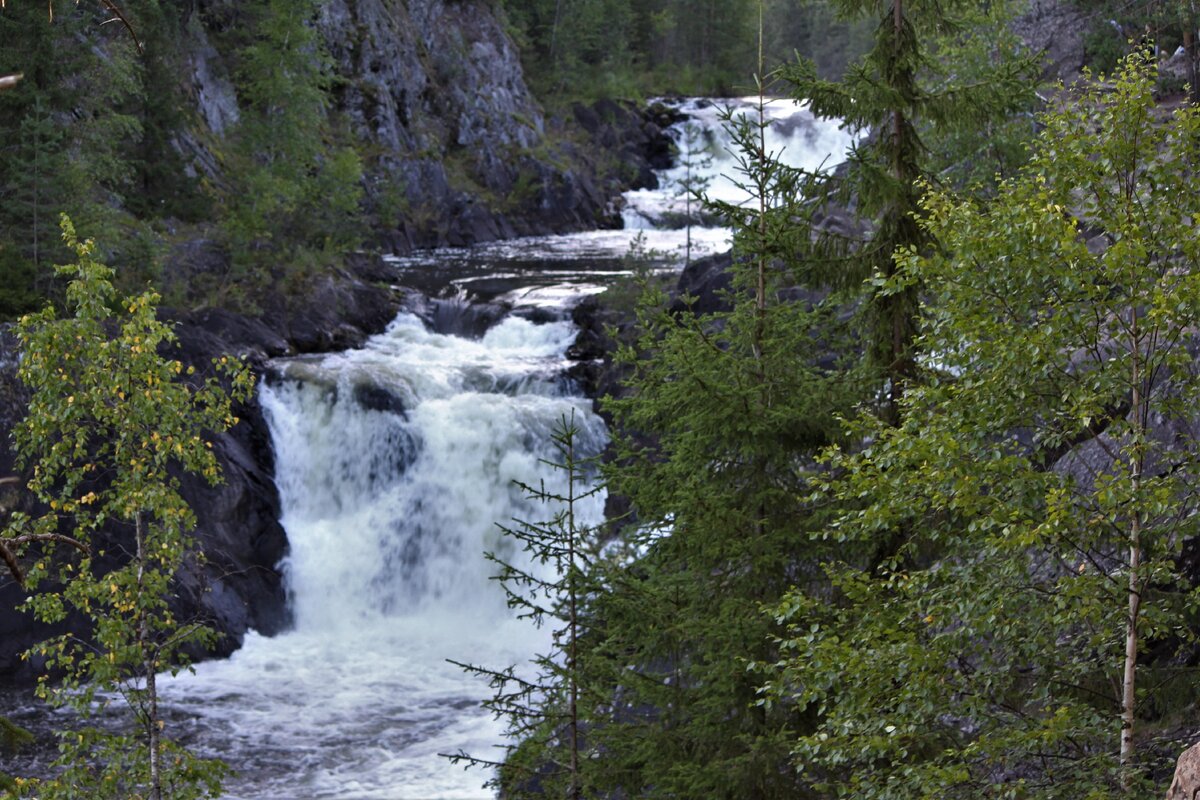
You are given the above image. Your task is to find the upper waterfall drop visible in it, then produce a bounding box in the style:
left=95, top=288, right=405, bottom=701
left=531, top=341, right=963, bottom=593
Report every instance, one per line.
left=621, top=96, right=852, bottom=231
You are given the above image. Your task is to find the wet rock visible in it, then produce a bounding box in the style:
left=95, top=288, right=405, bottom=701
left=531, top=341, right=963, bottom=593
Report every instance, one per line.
left=673, top=251, right=735, bottom=316
left=257, top=269, right=403, bottom=355
left=353, top=383, right=408, bottom=416
left=419, top=297, right=507, bottom=339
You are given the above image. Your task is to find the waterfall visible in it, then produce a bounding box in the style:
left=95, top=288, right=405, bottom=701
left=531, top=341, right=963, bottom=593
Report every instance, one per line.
left=622, top=96, right=851, bottom=230
left=151, top=95, right=851, bottom=800
left=382, top=97, right=855, bottom=306
left=161, top=315, right=606, bottom=800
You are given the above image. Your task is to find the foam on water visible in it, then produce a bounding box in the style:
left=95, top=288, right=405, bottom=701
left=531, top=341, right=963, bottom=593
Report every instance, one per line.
left=622, top=96, right=853, bottom=229
left=153, top=95, right=851, bottom=798
left=160, top=314, right=607, bottom=799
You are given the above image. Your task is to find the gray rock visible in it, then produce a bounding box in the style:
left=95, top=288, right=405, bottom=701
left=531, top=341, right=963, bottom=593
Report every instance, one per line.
left=1011, top=0, right=1088, bottom=83
left=166, top=0, right=651, bottom=253
left=1167, top=742, right=1200, bottom=800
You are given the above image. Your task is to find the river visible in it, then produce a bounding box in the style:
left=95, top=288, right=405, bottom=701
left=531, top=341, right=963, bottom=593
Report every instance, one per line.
left=7, top=97, right=852, bottom=799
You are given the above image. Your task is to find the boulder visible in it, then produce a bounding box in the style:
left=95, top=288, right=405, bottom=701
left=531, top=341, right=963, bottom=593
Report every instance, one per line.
left=1167, top=742, right=1200, bottom=800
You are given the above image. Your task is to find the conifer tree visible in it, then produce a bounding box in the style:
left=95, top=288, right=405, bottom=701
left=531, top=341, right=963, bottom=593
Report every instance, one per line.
left=780, top=0, right=1034, bottom=422
left=220, top=0, right=363, bottom=299
left=672, top=121, right=714, bottom=265
left=768, top=54, right=1200, bottom=799
left=593, top=67, right=862, bottom=798
left=447, top=414, right=606, bottom=800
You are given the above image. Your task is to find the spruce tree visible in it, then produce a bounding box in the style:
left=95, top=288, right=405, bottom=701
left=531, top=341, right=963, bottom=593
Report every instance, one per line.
left=447, top=415, right=606, bottom=800
left=219, top=0, right=363, bottom=301
left=779, top=0, right=1035, bottom=422
left=592, top=78, right=861, bottom=799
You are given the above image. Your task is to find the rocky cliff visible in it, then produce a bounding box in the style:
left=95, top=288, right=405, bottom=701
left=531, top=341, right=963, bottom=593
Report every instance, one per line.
left=177, top=0, right=663, bottom=255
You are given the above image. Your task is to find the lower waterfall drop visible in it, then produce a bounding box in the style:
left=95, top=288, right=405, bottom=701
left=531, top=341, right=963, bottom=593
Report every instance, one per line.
left=160, top=313, right=607, bottom=800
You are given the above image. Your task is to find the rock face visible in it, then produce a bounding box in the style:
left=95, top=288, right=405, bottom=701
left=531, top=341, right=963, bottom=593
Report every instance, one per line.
left=1167, top=742, right=1200, bottom=800
left=174, top=0, right=668, bottom=255
left=0, top=259, right=405, bottom=682
left=1011, top=0, right=1089, bottom=83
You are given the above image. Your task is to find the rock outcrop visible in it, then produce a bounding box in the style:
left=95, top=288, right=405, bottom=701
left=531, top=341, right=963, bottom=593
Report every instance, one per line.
left=0, top=258, right=405, bottom=682
left=1168, top=742, right=1200, bottom=800
left=174, top=0, right=670, bottom=256
left=1011, top=0, right=1089, bottom=83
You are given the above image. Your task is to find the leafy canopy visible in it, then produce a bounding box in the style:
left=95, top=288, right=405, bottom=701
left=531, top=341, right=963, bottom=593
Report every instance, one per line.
left=767, top=54, right=1200, bottom=800
left=4, top=215, right=252, bottom=799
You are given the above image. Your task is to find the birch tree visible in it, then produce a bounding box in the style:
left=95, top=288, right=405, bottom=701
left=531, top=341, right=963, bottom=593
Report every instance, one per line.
left=5, top=216, right=252, bottom=800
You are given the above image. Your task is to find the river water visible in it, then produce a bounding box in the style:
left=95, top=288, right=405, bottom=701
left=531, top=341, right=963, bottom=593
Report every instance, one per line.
left=6, top=97, right=852, bottom=799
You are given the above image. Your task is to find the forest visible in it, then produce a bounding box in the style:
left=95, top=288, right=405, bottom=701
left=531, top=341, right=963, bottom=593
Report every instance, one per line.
left=4, top=0, right=1200, bottom=799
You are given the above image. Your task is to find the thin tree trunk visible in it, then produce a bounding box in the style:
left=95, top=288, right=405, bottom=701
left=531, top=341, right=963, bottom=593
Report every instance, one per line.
left=753, top=2, right=767, bottom=364
left=1120, top=308, right=1145, bottom=787
left=1186, top=27, right=1199, bottom=105
left=890, top=0, right=905, bottom=424
left=567, top=432, right=580, bottom=800
left=136, top=512, right=164, bottom=800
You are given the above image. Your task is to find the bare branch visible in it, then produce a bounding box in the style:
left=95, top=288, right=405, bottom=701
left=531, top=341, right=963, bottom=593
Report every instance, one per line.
left=96, top=0, right=141, bottom=52
left=0, top=541, right=24, bottom=585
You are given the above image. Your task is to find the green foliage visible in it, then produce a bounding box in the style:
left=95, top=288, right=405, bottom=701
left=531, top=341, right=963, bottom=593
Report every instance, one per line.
left=1074, top=1, right=1200, bottom=73
left=448, top=414, right=606, bottom=799
left=501, top=0, right=868, bottom=99
left=779, top=0, right=1037, bottom=421
left=762, top=0, right=873, bottom=78
left=218, top=0, right=365, bottom=301
left=0, top=1, right=197, bottom=314
left=766, top=54, right=1200, bottom=799
left=589, top=97, right=862, bottom=799
left=3, top=216, right=252, bottom=799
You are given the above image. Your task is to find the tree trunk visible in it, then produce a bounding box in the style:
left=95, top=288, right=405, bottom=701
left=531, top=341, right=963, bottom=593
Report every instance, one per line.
left=136, top=513, right=164, bottom=800
left=567, top=433, right=580, bottom=800
left=1185, top=27, right=1199, bottom=105
left=1120, top=311, right=1145, bottom=788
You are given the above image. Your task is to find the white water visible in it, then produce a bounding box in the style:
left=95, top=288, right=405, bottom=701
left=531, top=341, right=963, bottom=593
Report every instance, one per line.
left=622, top=96, right=850, bottom=230
left=151, top=96, right=851, bottom=799
left=160, top=316, right=607, bottom=799
left=384, top=96, right=854, bottom=304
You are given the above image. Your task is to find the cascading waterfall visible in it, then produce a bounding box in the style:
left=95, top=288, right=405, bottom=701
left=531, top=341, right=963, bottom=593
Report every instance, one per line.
left=621, top=96, right=851, bottom=231
left=160, top=315, right=607, bottom=800
left=150, top=96, right=852, bottom=799
left=384, top=96, right=855, bottom=305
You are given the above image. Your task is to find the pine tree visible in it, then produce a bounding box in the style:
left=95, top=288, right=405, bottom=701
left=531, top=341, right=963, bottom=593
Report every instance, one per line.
left=0, top=0, right=159, bottom=312
left=672, top=121, right=714, bottom=265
